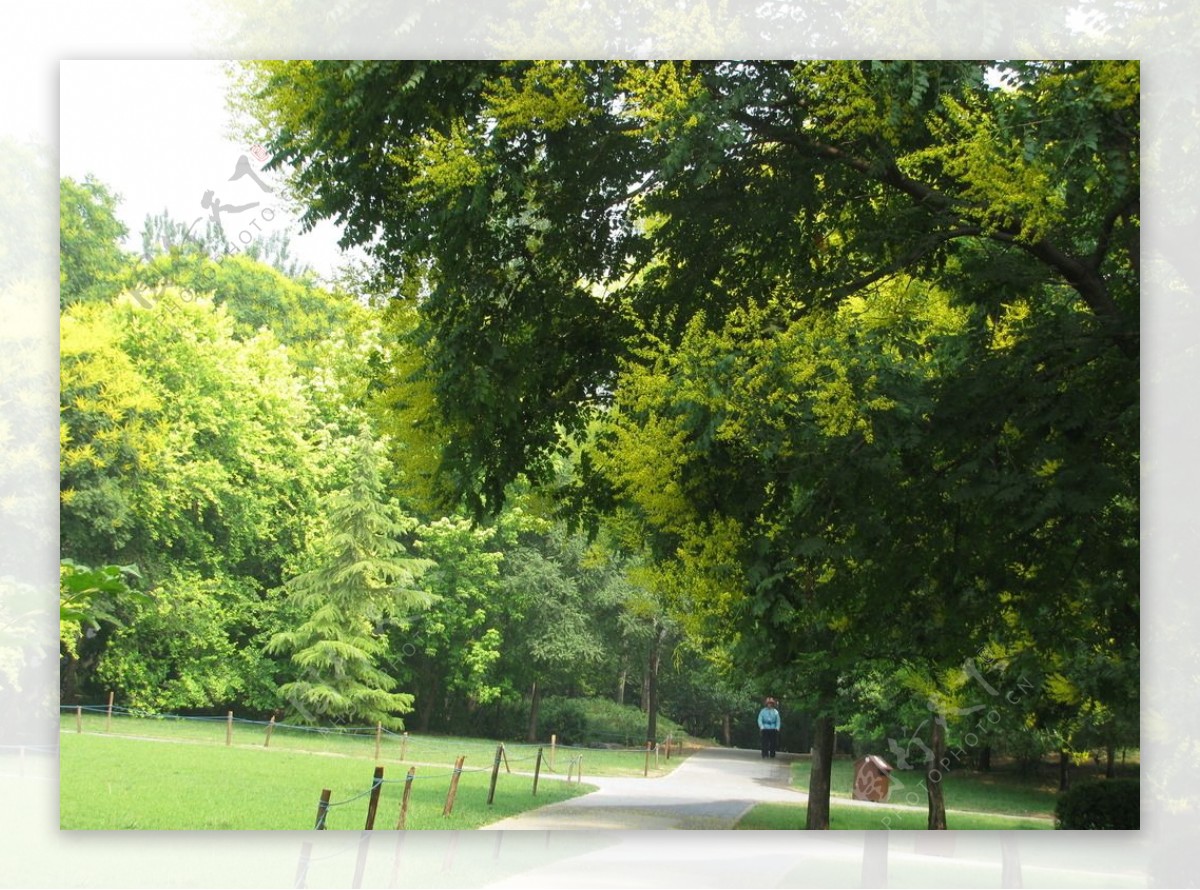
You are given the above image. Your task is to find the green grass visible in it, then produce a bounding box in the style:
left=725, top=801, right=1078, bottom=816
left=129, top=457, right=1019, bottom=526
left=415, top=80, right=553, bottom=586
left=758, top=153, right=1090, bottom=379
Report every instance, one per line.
left=60, top=711, right=694, bottom=779
left=789, top=757, right=1066, bottom=818
left=60, top=732, right=596, bottom=830
left=735, top=801, right=1051, bottom=830
left=735, top=753, right=1141, bottom=831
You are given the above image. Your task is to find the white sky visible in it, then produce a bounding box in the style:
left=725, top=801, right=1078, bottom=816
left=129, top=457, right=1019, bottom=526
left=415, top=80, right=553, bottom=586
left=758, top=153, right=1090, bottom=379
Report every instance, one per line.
left=59, top=59, right=350, bottom=278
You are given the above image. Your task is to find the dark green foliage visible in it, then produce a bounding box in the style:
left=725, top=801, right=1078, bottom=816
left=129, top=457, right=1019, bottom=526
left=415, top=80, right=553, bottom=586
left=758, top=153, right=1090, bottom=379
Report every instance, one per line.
left=1054, top=779, right=1140, bottom=829
left=536, top=696, right=589, bottom=746
left=534, top=696, right=683, bottom=747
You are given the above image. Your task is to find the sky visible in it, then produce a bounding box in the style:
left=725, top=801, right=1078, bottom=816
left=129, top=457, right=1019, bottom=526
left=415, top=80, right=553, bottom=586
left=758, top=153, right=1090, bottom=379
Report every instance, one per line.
left=59, top=60, right=350, bottom=279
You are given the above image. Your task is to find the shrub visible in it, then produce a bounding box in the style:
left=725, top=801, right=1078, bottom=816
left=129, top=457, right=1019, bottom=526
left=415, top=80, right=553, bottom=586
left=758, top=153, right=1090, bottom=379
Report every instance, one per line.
left=455, top=695, right=687, bottom=747
left=1054, top=779, right=1140, bottom=829
left=538, top=697, right=588, bottom=746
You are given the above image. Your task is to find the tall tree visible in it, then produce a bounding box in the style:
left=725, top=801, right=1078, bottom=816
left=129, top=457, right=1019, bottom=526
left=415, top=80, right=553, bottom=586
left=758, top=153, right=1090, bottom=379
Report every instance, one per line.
left=239, top=61, right=1138, bottom=822
left=267, top=436, right=434, bottom=728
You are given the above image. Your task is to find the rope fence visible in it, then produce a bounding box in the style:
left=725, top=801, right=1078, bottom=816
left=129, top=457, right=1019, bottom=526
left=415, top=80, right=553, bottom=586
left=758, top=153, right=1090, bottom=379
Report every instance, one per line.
left=59, top=701, right=692, bottom=759
left=60, top=700, right=694, bottom=788
left=311, top=740, right=597, bottom=830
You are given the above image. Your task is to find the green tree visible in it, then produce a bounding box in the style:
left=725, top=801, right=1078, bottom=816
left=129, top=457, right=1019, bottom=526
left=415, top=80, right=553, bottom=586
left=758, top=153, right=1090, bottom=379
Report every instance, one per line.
left=238, top=60, right=1138, bottom=825
left=59, top=281, right=327, bottom=708
left=391, top=514, right=506, bottom=732
left=237, top=60, right=1138, bottom=513
left=60, top=176, right=131, bottom=307
left=267, top=436, right=434, bottom=728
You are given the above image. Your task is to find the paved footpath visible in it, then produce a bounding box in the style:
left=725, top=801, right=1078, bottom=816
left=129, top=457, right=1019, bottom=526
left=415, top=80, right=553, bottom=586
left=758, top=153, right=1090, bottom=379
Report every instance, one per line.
left=484, top=745, right=808, bottom=830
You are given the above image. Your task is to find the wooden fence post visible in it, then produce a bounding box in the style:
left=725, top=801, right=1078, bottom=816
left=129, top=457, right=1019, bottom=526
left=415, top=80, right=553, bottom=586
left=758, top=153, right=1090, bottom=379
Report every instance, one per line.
left=533, top=747, right=543, bottom=796
left=315, top=789, right=332, bottom=829
left=487, top=744, right=503, bottom=805
left=442, top=756, right=465, bottom=817
left=106, top=691, right=114, bottom=732
left=365, top=765, right=385, bottom=829
left=550, top=734, right=556, bottom=769
left=75, top=706, right=82, bottom=733
left=226, top=710, right=234, bottom=747
left=374, top=722, right=383, bottom=763
left=400, top=732, right=409, bottom=761
left=655, top=741, right=660, bottom=770
left=264, top=715, right=276, bottom=747
left=395, top=767, right=416, bottom=829
left=577, top=754, right=583, bottom=784
left=644, top=740, right=652, bottom=776
left=501, top=743, right=510, bottom=774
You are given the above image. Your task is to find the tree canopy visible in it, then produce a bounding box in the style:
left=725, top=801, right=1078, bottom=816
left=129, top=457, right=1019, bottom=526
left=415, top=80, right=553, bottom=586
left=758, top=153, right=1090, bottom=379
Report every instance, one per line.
left=239, top=59, right=1139, bottom=827
left=241, top=59, right=1138, bottom=514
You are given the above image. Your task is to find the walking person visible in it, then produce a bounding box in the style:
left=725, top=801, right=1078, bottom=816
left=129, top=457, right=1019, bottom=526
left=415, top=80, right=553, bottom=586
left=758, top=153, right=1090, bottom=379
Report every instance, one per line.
left=758, top=697, right=781, bottom=758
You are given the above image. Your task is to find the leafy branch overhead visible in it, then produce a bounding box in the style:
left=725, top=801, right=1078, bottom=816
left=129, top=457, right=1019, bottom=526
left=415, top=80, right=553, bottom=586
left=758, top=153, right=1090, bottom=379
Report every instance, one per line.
left=242, top=60, right=1138, bottom=513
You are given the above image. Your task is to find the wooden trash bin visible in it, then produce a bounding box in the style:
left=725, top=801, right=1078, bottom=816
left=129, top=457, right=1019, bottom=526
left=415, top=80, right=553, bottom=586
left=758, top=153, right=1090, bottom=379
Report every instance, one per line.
left=852, top=755, right=893, bottom=802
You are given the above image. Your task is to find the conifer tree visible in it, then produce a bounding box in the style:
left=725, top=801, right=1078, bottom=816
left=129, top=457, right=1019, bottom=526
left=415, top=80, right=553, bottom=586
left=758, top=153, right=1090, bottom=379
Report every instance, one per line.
left=268, top=435, right=434, bottom=728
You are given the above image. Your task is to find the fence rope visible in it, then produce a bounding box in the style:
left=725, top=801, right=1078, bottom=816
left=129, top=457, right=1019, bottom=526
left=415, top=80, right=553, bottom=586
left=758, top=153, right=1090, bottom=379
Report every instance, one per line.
left=63, top=703, right=691, bottom=759
left=323, top=776, right=384, bottom=809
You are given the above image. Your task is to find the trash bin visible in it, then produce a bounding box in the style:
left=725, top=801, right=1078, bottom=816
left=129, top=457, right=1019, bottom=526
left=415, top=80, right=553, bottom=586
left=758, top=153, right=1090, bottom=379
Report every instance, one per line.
left=853, top=754, right=893, bottom=802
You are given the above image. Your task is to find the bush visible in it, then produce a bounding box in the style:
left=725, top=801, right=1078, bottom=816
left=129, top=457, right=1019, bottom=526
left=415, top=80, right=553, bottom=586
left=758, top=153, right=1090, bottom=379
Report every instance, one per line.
left=1054, top=779, right=1140, bottom=829
left=452, top=695, right=687, bottom=747
left=538, top=697, right=588, bottom=746
left=538, top=697, right=685, bottom=747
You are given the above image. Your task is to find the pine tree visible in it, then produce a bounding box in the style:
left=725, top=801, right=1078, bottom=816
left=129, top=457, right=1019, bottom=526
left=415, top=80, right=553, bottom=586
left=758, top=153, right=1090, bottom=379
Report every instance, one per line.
left=268, top=436, right=434, bottom=728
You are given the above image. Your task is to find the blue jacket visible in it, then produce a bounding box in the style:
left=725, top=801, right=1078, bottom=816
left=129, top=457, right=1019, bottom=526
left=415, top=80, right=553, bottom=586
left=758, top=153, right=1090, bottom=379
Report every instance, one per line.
left=757, top=706, right=780, bottom=731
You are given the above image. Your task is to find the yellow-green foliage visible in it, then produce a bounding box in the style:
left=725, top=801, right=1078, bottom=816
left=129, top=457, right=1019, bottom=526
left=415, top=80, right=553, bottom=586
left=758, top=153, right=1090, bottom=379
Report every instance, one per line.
left=486, top=60, right=598, bottom=137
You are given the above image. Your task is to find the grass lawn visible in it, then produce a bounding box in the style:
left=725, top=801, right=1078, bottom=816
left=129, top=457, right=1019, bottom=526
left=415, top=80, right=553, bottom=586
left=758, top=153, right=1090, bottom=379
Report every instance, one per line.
left=60, top=732, right=596, bottom=830
left=735, top=752, right=1140, bottom=831
left=60, top=711, right=693, bottom=779
left=735, top=801, right=1051, bottom=830
left=789, top=757, right=1066, bottom=818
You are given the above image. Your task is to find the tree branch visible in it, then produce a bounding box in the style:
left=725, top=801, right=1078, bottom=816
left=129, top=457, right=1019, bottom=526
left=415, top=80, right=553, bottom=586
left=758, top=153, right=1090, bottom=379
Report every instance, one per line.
left=731, top=109, right=1137, bottom=358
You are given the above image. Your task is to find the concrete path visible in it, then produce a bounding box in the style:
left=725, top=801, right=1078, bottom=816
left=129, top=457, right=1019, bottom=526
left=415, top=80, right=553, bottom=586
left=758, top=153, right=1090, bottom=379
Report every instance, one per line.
left=483, top=746, right=807, bottom=830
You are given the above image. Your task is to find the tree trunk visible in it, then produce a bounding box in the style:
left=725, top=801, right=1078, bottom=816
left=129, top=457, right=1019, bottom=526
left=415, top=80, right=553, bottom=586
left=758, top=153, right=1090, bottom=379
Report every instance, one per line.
left=806, top=714, right=836, bottom=829
left=61, top=651, right=79, bottom=702
left=977, top=744, right=991, bottom=772
left=416, top=675, right=437, bottom=733
left=645, top=632, right=662, bottom=744
left=616, top=662, right=627, bottom=706
left=926, top=718, right=948, bottom=829
left=722, top=713, right=731, bottom=747
left=526, top=679, right=541, bottom=743
left=1106, top=744, right=1116, bottom=779
left=1058, top=747, right=1071, bottom=791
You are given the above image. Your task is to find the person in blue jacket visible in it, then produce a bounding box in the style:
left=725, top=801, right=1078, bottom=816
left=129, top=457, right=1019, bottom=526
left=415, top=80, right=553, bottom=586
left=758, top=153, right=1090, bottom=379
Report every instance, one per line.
left=757, top=697, right=781, bottom=758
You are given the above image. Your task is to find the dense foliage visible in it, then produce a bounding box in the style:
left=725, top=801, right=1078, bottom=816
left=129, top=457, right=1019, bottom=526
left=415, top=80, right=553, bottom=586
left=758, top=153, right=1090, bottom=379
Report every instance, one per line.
left=1054, top=779, right=1140, bottom=829
left=236, top=59, right=1138, bottom=828
left=59, top=58, right=1139, bottom=831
